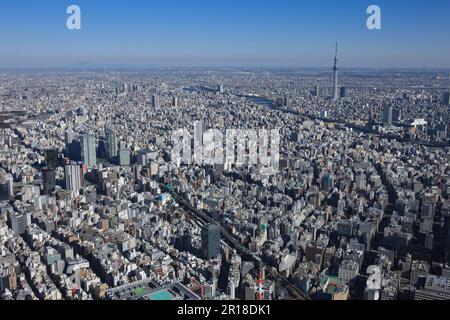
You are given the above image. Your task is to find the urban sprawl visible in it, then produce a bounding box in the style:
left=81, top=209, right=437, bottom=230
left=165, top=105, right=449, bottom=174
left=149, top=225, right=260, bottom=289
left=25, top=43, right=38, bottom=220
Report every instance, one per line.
left=1, top=50, right=450, bottom=300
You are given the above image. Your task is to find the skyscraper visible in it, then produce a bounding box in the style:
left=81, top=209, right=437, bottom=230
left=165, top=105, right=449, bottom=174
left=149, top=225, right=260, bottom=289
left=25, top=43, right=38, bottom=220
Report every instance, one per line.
left=105, top=128, right=118, bottom=161
left=201, top=224, right=221, bottom=260
left=333, top=42, right=339, bottom=101
left=152, top=94, right=160, bottom=109
left=0, top=182, right=10, bottom=201
left=81, top=134, right=97, bottom=169
left=172, top=96, right=178, bottom=107
left=119, top=149, right=131, bottom=166
left=444, top=92, right=450, bottom=106
left=42, top=167, right=56, bottom=195
left=45, top=149, right=59, bottom=168
left=340, top=87, right=346, bottom=98
left=314, top=84, right=321, bottom=97
left=67, top=138, right=82, bottom=162
left=383, top=105, right=393, bottom=126
left=393, top=108, right=402, bottom=122
left=65, top=162, right=84, bottom=192
left=137, top=150, right=147, bottom=166
left=0, top=175, right=13, bottom=201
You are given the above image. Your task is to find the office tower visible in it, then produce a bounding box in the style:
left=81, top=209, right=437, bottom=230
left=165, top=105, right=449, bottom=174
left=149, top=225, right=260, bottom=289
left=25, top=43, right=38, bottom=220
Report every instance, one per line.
left=45, top=149, right=59, bottom=168
left=201, top=224, right=221, bottom=260
left=65, top=162, right=84, bottom=192
left=67, top=138, right=82, bottom=162
left=119, top=149, right=131, bottom=166
left=105, top=128, right=118, bottom=161
left=218, top=84, right=224, bottom=94
left=152, top=94, right=160, bottom=109
left=422, top=201, right=435, bottom=218
left=0, top=182, right=10, bottom=201
left=314, top=84, right=321, bottom=97
left=383, top=105, right=393, bottom=126
left=66, top=130, right=82, bottom=161
left=333, top=42, right=339, bottom=101
left=98, top=139, right=107, bottom=159
left=0, top=175, right=13, bottom=201
left=9, top=211, right=31, bottom=235
left=281, top=97, right=289, bottom=107
left=320, top=110, right=328, bottom=118
left=340, top=87, right=346, bottom=98
left=42, top=167, right=56, bottom=195
left=81, top=134, right=97, bottom=169
left=393, top=108, right=402, bottom=122
left=137, top=150, right=147, bottom=166
left=444, top=92, right=450, bottom=106
left=172, top=96, right=178, bottom=107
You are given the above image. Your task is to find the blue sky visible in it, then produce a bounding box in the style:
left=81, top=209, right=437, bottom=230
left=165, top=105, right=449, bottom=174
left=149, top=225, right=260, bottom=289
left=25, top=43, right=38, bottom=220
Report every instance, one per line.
left=0, top=0, right=449, bottom=68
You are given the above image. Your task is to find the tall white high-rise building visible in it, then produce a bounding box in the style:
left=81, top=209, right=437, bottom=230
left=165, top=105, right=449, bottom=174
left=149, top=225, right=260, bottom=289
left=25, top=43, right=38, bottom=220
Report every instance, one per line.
left=105, top=128, right=118, bottom=160
left=65, top=162, right=83, bottom=192
left=81, top=134, right=97, bottom=169
left=383, top=105, right=393, bottom=126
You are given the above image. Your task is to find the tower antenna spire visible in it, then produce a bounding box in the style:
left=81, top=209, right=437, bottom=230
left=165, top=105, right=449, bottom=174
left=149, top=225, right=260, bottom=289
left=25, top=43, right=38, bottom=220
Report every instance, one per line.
left=333, top=42, right=339, bottom=100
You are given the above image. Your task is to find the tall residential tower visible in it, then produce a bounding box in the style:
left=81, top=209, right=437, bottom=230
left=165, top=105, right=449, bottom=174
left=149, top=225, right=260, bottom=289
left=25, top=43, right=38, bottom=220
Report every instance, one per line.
left=105, top=128, right=118, bottom=161
left=81, top=134, right=97, bottom=169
